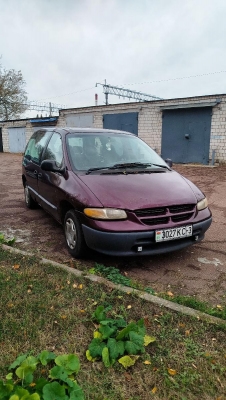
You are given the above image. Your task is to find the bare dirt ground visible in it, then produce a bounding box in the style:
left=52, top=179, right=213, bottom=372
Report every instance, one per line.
left=0, top=153, right=226, bottom=306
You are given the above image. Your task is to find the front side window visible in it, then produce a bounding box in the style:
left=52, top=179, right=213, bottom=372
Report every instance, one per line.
left=42, top=132, right=63, bottom=167
left=24, top=130, right=52, bottom=164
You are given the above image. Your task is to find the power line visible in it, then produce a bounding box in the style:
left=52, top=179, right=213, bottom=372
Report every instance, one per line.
left=25, top=101, right=66, bottom=115
left=36, top=86, right=96, bottom=102
left=122, top=70, right=226, bottom=86
left=31, top=69, right=226, bottom=103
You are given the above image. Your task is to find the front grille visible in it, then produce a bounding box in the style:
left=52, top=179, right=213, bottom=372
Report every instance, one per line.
left=144, top=217, right=169, bottom=226
left=172, top=213, right=193, bottom=222
left=169, top=205, right=194, bottom=213
left=135, top=207, right=166, bottom=217
left=134, top=204, right=195, bottom=226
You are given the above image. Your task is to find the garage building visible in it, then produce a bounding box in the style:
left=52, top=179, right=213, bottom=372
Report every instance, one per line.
left=1, top=93, right=226, bottom=164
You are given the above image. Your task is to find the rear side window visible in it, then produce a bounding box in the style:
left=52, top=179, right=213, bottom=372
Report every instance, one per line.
left=24, top=131, right=52, bottom=164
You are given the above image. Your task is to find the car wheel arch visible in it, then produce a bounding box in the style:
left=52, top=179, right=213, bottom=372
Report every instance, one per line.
left=22, top=175, right=26, bottom=187
left=60, top=200, right=83, bottom=225
left=63, top=209, right=87, bottom=258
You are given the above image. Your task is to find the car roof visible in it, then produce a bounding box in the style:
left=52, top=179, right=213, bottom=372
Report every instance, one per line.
left=37, top=127, right=135, bottom=137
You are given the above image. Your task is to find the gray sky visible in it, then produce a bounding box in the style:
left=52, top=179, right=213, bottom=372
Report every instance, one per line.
left=1, top=0, right=226, bottom=116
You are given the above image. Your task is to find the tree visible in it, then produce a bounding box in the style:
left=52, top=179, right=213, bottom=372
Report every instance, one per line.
left=0, top=64, right=28, bottom=120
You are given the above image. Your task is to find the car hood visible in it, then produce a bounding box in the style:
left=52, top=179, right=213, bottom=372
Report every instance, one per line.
left=78, top=171, right=204, bottom=210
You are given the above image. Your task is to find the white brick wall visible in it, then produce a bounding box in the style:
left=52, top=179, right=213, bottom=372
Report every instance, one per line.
left=58, top=94, right=226, bottom=163
left=1, top=120, right=32, bottom=152
left=1, top=94, right=226, bottom=163
left=0, top=120, right=56, bottom=152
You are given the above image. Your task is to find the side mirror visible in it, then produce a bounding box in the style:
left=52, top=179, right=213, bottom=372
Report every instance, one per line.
left=165, top=158, right=173, bottom=168
left=41, top=159, right=65, bottom=174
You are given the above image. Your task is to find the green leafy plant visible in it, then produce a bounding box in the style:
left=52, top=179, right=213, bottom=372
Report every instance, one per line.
left=0, top=351, right=84, bottom=400
left=91, top=264, right=132, bottom=286
left=86, top=305, right=156, bottom=369
left=0, top=232, right=15, bottom=246
left=145, top=287, right=156, bottom=295
left=91, top=263, right=155, bottom=295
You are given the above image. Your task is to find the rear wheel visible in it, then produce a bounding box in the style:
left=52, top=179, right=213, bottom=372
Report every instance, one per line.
left=24, top=183, right=36, bottom=209
left=64, top=210, right=86, bottom=258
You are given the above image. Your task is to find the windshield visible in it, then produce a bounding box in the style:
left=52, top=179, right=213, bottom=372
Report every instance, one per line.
left=66, top=133, right=167, bottom=172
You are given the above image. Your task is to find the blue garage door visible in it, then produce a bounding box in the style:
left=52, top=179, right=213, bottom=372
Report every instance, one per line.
left=161, top=107, right=212, bottom=164
left=103, top=112, right=138, bottom=135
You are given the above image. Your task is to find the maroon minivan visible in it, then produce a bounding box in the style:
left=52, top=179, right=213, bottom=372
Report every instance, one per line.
left=22, top=128, right=212, bottom=258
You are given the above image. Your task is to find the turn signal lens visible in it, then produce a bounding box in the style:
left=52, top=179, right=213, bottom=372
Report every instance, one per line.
left=197, top=197, right=208, bottom=211
left=84, top=208, right=127, bottom=220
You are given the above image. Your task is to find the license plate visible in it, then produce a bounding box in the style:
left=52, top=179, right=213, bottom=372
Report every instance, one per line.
left=155, top=225, right=192, bottom=242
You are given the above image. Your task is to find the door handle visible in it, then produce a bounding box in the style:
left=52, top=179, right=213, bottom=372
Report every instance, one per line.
left=185, top=134, right=190, bottom=139
left=38, top=173, right=42, bottom=178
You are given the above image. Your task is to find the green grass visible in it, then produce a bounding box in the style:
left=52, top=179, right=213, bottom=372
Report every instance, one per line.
left=163, top=294, right=226, bottom=320
left=92, top=263, right=226, bottom=320
left=0, top=247, right=226, bottom=399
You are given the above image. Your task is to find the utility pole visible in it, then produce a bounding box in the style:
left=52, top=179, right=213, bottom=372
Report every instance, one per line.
left=104, top=79, right=108, bottom=105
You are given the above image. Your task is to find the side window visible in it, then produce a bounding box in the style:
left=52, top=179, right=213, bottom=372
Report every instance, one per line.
left=24, top=131, right=52, bottom=164
left=42, top=133, right=63, bottom=167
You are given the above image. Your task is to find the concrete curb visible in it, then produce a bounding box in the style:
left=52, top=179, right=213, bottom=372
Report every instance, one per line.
left=1, top=244, right=225, bottom=326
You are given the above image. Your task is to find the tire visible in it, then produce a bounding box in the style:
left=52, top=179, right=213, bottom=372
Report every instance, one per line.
left=64, top=210, right=86, bottom=258
left=24, top=183, right=36, bottom=209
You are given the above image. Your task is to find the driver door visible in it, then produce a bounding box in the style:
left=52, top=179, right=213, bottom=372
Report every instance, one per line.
left=37, top=132, right=64, bottom=221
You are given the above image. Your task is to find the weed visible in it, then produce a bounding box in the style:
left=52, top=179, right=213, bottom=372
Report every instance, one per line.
left=0, top=351, right=84, bottom=400
left=91, top=263, right=155, bottom=294
left=92, top=263, right=132, bottom=286
left=86, top=305, right=156, bottom=368
left=0, top=233, right=15, bottom=246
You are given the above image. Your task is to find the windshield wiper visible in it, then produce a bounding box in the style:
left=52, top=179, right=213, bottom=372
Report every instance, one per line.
left=86, top=162, right=170, bottom=175
left=86, top=166, right=109, bottom=175
left=109, top=162, right=170, bottom=170
left=148, top=163, right=171, bottom=170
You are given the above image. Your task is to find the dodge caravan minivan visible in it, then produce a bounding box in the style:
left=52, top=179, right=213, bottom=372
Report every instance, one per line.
left=22, top=128, right=212, bottom=258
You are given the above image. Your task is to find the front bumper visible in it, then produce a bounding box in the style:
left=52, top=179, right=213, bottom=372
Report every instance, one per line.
left=82, top=217, right=212, bottom=256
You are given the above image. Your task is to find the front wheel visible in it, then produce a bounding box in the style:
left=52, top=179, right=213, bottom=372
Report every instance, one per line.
left=64, top=210, right=86, bottom=258
left=24, top=183, right=36, bottom=209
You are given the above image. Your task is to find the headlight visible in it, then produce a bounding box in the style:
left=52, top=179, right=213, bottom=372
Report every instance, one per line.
left=197, top=197, right=208, bottom=211
left=84, top=208, right=127, bottom=220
